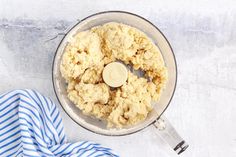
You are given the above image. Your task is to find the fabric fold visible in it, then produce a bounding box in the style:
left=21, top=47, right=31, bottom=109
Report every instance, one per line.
left=0, top=89, right=118, bottom=157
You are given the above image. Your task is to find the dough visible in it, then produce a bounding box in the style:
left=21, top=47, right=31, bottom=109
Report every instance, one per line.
left=60, top=22, right=168, bottom=128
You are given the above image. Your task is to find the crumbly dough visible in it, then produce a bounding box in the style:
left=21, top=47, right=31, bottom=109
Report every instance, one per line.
left=60, top=22, right=168, bottom=128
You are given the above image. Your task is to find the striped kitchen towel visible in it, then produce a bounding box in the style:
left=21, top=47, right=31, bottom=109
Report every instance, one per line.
left=0, top=89, right=119, bottom=157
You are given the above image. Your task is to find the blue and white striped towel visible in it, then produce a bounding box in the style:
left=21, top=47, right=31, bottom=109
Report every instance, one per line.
left=0, top=89, right=119, bottom=157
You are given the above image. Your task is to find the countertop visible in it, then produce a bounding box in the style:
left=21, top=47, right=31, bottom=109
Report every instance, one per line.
left=0, top=0, right=236, bottom=156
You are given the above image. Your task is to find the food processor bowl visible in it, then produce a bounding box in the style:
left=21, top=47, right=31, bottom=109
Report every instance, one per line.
left=52, top=11, right=188, bottom=154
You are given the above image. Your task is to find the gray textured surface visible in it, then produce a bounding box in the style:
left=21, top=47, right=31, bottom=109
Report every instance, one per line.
left=1, top=0, right=236, bottom=156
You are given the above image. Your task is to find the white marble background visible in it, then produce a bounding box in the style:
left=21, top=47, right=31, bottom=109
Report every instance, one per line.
left=0, top=0, right=236, bottom=156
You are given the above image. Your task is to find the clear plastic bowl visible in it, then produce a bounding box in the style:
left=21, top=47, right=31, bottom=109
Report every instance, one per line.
left=52, top=11, right=177, bottom=136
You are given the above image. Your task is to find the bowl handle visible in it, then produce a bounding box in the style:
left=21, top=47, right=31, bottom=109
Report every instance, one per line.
left=153, top=115, right=189, bottom=155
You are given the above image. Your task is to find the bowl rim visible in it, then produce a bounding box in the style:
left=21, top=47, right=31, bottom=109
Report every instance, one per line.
left=52, top=10, right=178, bottom=136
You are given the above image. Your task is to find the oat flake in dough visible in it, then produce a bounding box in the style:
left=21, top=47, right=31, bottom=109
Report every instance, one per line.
left=60, top=22, right=168, bottom=128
